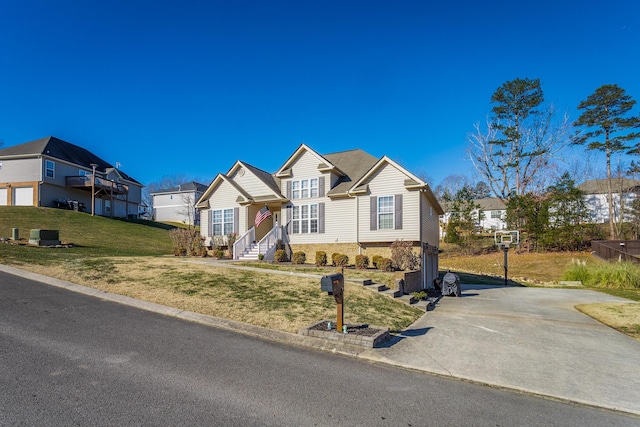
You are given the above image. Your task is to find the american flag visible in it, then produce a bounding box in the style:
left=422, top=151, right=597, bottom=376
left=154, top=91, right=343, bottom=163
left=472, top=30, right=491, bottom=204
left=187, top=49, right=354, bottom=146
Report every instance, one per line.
left=255, top=205, right=272, bottom=228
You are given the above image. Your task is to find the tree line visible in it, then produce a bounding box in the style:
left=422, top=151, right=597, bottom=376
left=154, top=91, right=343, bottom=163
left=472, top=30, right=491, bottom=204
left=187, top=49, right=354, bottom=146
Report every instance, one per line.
left=443, top=78, right=640, bottom=250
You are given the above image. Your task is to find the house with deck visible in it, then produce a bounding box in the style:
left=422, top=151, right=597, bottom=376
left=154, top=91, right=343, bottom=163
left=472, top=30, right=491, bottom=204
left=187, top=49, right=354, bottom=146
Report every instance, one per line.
left=196, top=144, right=443, bottom=288
left=0, top=136, right=143, bottom=218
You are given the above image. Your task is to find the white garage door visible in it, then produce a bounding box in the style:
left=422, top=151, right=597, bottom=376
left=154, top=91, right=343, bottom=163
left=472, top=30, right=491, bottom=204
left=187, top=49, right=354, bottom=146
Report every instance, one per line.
left=0, top=188, right=7, bottom=206
left=13, top=187, right=34, bottom=206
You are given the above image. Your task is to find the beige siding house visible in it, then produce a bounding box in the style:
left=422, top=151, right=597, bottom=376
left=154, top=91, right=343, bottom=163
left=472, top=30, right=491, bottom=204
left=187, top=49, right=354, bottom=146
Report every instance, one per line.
left=196, top=144, right=443, bottom=289
left=0, top=136, right=143, bottom=217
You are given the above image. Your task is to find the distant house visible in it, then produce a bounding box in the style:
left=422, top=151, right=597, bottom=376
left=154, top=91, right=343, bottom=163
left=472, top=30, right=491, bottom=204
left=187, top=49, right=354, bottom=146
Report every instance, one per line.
left=196, top=144, right=443, bottom=288
left=439, top=197, right=507, bottom=238
left=0, top=136, right=143, bottom=218
left=151, top=181, right=208, bottom=225
left=578, top=178, right=640, bottom=223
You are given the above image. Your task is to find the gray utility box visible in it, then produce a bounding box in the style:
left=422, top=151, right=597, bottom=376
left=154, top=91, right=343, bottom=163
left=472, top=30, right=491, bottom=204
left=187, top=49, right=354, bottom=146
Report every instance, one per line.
left=29, top=229, right=61, bottom=246
left=321, top=273, right=344, bottom=295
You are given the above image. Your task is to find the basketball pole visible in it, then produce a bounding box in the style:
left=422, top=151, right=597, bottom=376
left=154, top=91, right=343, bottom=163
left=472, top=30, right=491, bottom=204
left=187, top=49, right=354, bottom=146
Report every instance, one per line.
left=503, top=244, right=509, bottom=286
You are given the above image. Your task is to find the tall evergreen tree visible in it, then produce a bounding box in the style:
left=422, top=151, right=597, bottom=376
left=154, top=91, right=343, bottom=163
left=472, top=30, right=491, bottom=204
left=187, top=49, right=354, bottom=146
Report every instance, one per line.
left=467, top=78, right=569, bottom=201
left=573, top=84, right=640, bottom=239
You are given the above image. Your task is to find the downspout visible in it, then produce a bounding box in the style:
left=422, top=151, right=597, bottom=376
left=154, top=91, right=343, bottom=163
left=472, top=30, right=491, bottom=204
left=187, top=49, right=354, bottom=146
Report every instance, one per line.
left=421, top=189, right=426, bottom=289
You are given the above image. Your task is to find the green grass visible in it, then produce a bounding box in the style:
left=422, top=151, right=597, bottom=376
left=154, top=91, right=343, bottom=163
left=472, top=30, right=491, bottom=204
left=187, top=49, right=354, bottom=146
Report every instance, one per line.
left=562, top=260, right=640, bottom=289
left=0, top=206, right=174, bottom=263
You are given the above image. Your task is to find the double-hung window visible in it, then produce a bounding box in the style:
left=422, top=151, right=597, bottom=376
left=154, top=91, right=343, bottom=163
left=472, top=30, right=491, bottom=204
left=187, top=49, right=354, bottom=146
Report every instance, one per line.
left=212, top=208, right=234, bottom=236
left=291, top=178, right=319, bottom=200
left=45, top=160, right=55, bottom=178
left=292, top=203, right=318, bottom=234
left=378, top=196, right=394, bottom=230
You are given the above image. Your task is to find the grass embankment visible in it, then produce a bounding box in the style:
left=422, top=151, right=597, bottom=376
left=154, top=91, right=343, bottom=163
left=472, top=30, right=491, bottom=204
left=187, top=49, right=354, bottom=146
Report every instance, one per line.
left=0, top=207, right=422, bottom=333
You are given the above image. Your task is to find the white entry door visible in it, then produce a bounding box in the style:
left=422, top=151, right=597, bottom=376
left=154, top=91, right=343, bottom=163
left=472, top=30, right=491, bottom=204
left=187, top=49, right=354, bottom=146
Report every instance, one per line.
left=13, top=187, right=34, bottom=206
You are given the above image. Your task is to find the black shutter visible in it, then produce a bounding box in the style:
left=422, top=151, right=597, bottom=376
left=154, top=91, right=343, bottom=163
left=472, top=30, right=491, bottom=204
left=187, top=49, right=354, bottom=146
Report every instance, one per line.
left=370, top=196, right=377, bottom=230
left=395, top=194, right=403, bottom=230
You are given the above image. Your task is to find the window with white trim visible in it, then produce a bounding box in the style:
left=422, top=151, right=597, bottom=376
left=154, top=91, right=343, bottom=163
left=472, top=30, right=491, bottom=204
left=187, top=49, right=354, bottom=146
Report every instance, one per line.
left=45, top=160, right=55, bottom=178
left=291, top=178, right=319, bottom=200
left=292, top=203, right=318, bottom=233
left=212, top=208, right=234, bottom=236
left=378, top=196, right=394, bottom=230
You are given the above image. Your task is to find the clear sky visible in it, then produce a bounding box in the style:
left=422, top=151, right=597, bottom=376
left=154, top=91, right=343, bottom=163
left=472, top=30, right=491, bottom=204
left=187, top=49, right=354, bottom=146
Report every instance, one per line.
left=1, top=0, right=639, bottom=188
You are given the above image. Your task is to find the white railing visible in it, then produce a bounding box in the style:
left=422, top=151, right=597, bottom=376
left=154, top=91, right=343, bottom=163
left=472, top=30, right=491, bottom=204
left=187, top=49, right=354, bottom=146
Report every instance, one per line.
left=258, top=225, right=282, bottom=260
left=233, top=226, right=255, bottom=260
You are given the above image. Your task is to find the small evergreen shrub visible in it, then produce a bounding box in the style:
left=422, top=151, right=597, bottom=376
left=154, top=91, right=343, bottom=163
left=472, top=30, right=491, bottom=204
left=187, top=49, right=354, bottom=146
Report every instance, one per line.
left=274, top=249, right=288, bottom=262
left=215, top=249, right=225, bottom=259
left=371, top=255, right=383, bottom=269
left=315, top=251, right=327, bottom=266
left=355, top=255, right=369, bottom=270
left=379, top=257, right=394, bottom=272
left=412, top=291, right=427, bottom=301
left=334, top=254, right=349, bottom=267
left=258, top=254, right=264, bottom=261
left=293, top=251, right=306, bottom=264
left=331, top=253, right=341, bottom=266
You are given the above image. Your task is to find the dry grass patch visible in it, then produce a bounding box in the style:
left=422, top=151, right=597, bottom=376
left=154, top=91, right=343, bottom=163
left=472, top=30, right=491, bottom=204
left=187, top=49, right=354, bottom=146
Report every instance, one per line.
left=576, top=303, right=640, bottom=342
left=14, top=256, right=421, bottom=334
left=440, top=251, right=593, bottom=285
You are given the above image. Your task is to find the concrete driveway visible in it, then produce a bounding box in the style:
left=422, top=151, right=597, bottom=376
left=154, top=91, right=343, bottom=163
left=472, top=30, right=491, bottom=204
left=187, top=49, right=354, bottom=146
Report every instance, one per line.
left=362, top=285, right=640, bottom=415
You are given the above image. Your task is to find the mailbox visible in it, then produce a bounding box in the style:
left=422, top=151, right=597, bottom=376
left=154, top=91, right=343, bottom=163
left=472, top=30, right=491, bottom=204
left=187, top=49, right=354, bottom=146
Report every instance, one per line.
left=321, top=273, right=344, bottom=295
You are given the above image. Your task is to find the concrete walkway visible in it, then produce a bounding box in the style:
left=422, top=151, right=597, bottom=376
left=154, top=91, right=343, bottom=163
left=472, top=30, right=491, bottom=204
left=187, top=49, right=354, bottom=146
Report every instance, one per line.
left=2, top=262, right=639, bottom=416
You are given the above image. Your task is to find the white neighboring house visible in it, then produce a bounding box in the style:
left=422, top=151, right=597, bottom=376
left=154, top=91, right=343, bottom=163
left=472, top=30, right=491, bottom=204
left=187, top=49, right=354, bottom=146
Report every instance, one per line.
left=475, top=197, right=508, bottom=231
left=151, top=182, right=208, bottom=225
left=439, top=197, right=507, bottom=239
left=578, top=178, right=640, bottom=224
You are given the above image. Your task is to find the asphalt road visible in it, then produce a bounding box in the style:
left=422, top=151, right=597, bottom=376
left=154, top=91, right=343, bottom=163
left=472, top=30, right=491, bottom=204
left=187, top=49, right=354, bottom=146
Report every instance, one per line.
left=1, top=271, right=637, bottom=426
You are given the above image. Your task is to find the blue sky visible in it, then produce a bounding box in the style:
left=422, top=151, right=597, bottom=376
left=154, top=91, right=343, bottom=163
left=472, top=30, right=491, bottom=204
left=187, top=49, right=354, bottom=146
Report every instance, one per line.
left=1, top=0, right=639, bottom=188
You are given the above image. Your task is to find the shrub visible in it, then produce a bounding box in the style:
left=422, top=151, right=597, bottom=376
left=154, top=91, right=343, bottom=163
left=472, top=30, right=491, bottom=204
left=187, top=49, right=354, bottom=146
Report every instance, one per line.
left=371, top=255, right=383, bottom=269
left=226, top=232, right=237, bottom=257
left=390, top=240, right=419, bottom=271
left=215, top=249, right=225, bottom=259
left=355, top=255, right=369, bottom=270
left=170, top=228, right=204, bottom=256
left=293, top=251, right=306, bottom=264
left=315, top=251, right=327, bottom=267
left=412, top=291, right=427, bottom=301
left=331, top=253, right=341, bottom=266
left=274, top=249, right=288, bottom=262
left=258, top=254, right=264, bottom=261
left=333, top=254, right=349, bottom=267
left=379, top=257, right=394, bottom=272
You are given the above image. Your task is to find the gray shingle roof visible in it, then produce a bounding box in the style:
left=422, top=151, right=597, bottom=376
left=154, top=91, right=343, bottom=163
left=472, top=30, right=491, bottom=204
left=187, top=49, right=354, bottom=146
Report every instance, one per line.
left=151, top=181, right=208, bottom=194
left=0, top=136, right=141, bottom=184
left=322, top=149, right=379, bottom=196
left=578, top=178, right=640, bottom=194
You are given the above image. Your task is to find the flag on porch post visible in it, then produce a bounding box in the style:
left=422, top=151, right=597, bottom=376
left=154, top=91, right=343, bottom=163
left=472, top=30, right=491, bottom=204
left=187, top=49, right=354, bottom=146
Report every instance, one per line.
left=255, top=205, right=272, bottom=228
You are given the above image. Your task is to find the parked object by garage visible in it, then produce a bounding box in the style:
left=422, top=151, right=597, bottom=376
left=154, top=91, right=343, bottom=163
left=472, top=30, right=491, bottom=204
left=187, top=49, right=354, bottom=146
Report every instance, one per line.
left=442, top=271, right=461, bottom=297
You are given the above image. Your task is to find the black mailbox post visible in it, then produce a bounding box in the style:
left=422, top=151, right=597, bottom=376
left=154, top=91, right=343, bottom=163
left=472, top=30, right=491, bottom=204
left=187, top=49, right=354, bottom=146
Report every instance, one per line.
left=321, top=273, right=344, bottom=331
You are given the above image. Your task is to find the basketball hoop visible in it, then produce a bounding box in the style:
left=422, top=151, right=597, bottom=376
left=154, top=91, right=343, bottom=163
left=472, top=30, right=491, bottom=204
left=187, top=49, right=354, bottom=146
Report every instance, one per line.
left=494, top=230, right=519, bottom=286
